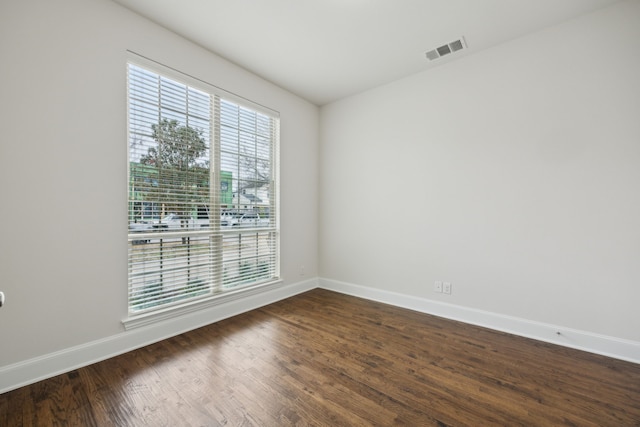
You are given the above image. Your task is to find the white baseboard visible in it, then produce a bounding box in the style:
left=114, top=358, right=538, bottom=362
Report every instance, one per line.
left=0, top=278, right=318, bottom=394
left=3, top=276, right=637, bottom=394
left=318, top=278, right=640, bottom=365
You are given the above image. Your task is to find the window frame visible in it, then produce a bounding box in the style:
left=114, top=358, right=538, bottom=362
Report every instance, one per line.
left=124, top=52, right=280, bottom=329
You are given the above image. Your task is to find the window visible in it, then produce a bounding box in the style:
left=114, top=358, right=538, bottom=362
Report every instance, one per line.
left=127, top=55, right=279, bottom=323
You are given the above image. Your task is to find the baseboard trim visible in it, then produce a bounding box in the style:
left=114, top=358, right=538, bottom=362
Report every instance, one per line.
left=318, top=278, right=640, bottom=365
left=0, top=278, right=318, bottom=394
left=3, top=277, right=637, bottom=394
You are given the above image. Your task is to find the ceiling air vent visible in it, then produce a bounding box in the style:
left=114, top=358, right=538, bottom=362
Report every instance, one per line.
left=425, top=37, right=466, bottom=61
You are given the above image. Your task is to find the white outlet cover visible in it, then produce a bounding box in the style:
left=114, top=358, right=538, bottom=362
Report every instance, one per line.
left=443, top=282, right=451, bottom=294
left=434, top=281, right=442, bottom=293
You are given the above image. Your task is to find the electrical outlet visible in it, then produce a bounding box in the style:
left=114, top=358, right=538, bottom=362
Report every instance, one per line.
left=434, top=281, right=442, bottom=293
left=300, top=265, right=305, bottom=276
left=443, top=282, right=451, bottom=295
left=0, top=291, right=4, bottom=307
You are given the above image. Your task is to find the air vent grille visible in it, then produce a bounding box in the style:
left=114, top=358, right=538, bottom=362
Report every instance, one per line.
left=425, top=50, right=439, bottom=61
left=425, top=37, right=467, bottom=61
left=449, top=39, right=464, bottom=52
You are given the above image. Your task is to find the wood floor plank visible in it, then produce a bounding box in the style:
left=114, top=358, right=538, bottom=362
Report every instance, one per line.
left=2, top=289, right=639, bottom=426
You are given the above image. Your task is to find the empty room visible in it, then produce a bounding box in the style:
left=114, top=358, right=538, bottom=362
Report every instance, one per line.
left=1, top=0, right=639, bottom=425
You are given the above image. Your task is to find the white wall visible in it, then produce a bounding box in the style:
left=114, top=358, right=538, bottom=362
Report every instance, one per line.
left=320, top=1, right=640, bottom=343
left=0, top=0, right=318, bottom=375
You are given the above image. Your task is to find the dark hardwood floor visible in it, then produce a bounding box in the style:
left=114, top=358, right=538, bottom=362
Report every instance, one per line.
left=2, top=288, right=639, bottom=426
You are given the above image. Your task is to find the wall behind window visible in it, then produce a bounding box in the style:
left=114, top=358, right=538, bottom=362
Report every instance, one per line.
left=0, top=0, right=318, bottom=367
left=319, top=0, right=640, bottom=343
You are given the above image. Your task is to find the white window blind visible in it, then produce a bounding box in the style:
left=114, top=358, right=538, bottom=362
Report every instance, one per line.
left=127, top=58, right=279, bottom=317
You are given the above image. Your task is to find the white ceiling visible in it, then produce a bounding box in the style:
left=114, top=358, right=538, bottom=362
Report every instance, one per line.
left=113, top=0, right=621, bottom=105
